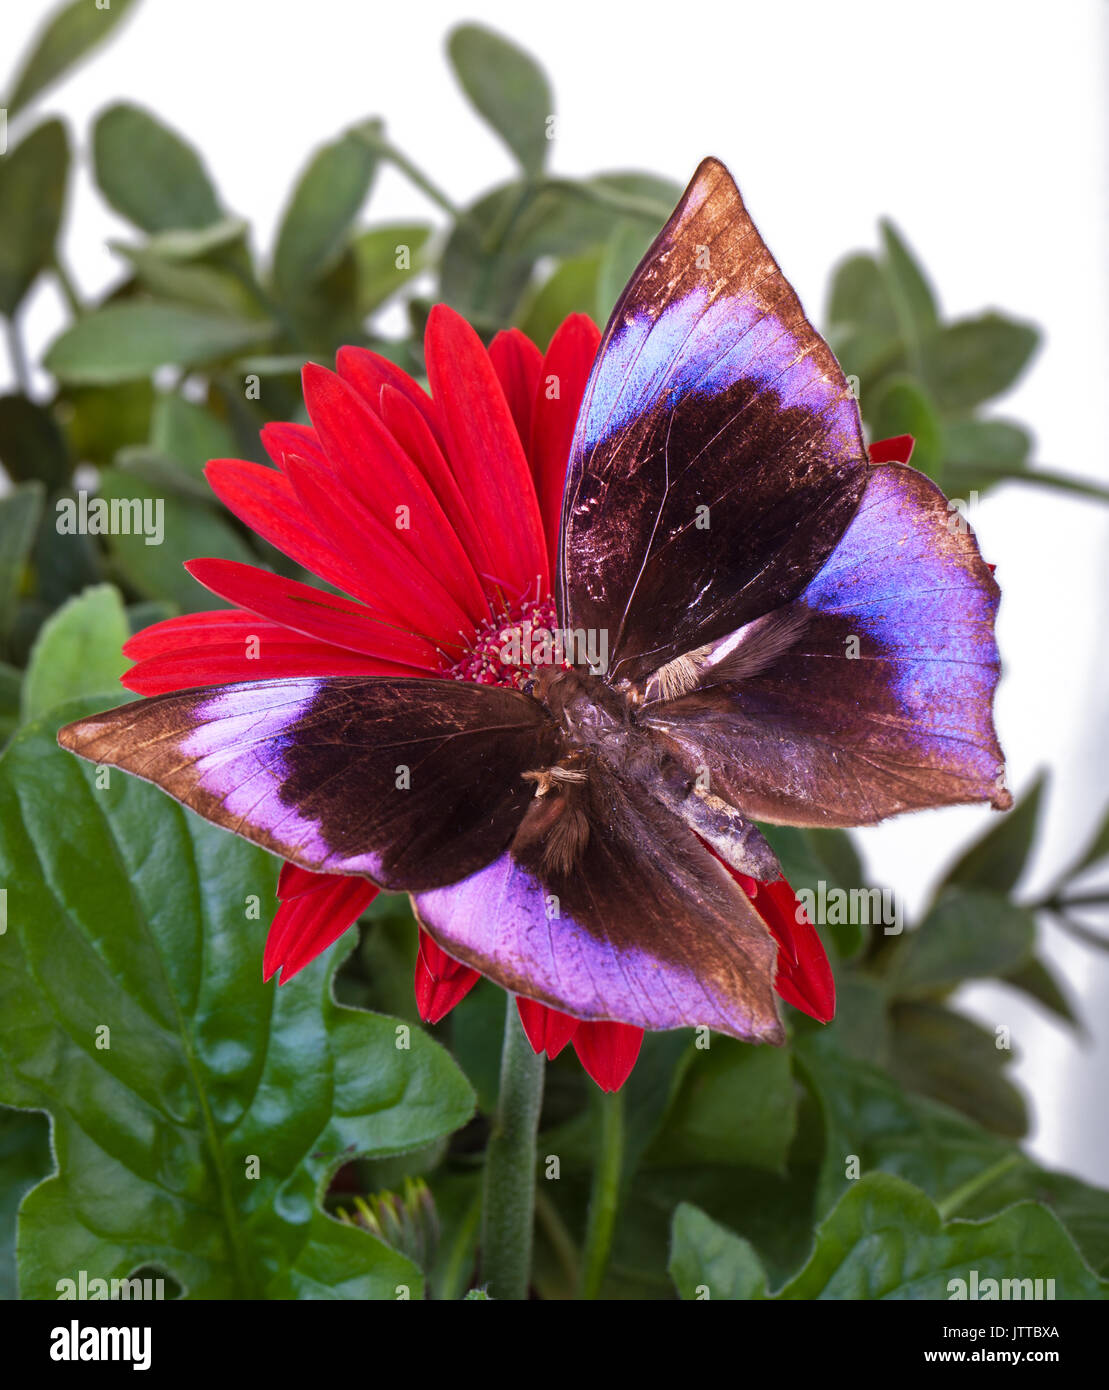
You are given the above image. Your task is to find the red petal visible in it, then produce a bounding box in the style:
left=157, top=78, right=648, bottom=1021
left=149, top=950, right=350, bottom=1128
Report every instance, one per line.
left=263, top=873, right=377, bottom=983
left=516, top=996, right=578, bottom=1059
left=185, top=557, right=439, bottom=671
left=424, top=305, right=547, bottom=600
left=123, top=608, right=258, bottom=660
left=379, top=384, right=496, bottom=589
left=283, top=455, right=473, bottom=657
left=572, top=1020, right=643, bottom=1092
left=277, top=861, right=324, bottom=901
left=488, top=328, right=542, bottom=448
left=336, top=344, right=444, bottom=450
left=529, top=314, right=601, bottom=581
left=414, top=928, right=480, bottom=1023
left=122, top=630, right=406, bottom=695
left=205, top=457, right=383, bottom=608
left=302, top=365, right=487, bottom=621
left=260, top=421, right=326, bottom=471
left=747, top=878, right=835, bottom=1023
left=868, top=434, right=915, bottom=465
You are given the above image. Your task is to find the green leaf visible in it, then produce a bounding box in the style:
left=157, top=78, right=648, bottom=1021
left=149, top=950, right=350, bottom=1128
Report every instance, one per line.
left=0, top=482, right=44, bottom=642
left=596, top=221, right=651, bottom=321
left=648, top=1038, right=796, bottom=1172
left=96, top=468, right=256, bottom=610
left=0, top=1107, right=51, bottom=1299
left=1070, top=803, right=1109, bottom=877
left=0, top=394, right=71, bottom=490
left=439, top=183, right=534, bottom=327
left=93, top=103, right=222, bottom=233
left=0, top=119, right=69, bottom=316
left=776, top=1173, right=1104, bottom=1299
left=943, top=417, right=1032, bottom=497
left=827, top=253, right=898, bottom=333
left=889, top=888, right=1036, bottom=996
left=889, top=1002, right=1027, bottom=1137
left=350, top=223, right=432, bottom=316
left=6, top=0, right=140, bottom=118
left=796, top=1031, right=1016, bottom=1215
left=21, top=584, right=129, bottom=722
left=669, top=1203, right=768, bottom=1300
left=924, top=312, right=1040, bottom=414
left=272, top=121, right=382, bottom=300
left=1000, top=957, right=1080, bottom=1026
left=518, top=253, right=600, bottom=349
left=149, top=392, right=237, bottom=481
left=57, top=380, right=153, bottom=467
left=0, top=699, right=475, bottom=1298
left=867, top=374, right=944, bottom=481
left=45, top=302, right=274, bottom=384
left=879, top=220, right=939, bottom=342
left=447, top=25, right=553, bottom=177
left=0, top=662, right=21, bottom=745
left=938, top=773, right=1044, bottom=897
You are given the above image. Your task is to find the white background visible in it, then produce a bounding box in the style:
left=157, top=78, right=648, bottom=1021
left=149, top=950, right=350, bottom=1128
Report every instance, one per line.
left=3, top=0, right=1107, bottom=1180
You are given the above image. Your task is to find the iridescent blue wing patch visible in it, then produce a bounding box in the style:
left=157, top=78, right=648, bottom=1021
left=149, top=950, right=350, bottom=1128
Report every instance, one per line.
left=558, top=157, right=869, bottom=687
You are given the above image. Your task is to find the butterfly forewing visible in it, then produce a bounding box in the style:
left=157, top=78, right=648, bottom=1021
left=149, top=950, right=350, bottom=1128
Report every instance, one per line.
left=558, top=157, right=869, bottom=687
left=58, top=677, right=563, bottom=890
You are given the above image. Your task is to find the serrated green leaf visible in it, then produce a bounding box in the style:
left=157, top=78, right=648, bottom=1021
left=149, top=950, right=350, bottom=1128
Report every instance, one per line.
left=669, top=1202, right=768, bottom=1300
left=0, top=394, right=71, bottom=491
left=0, top=482, right=44, bottom=643
left=776, top=1173, right=1104, bottom=1299
left=21, top=584, right=129, bottom=722
left=0, top=1107, right=51, bottom=1299
left=938, top=774, right=1044, bottom=897
left=96, top=468, right=255, bottom=609
left=93, top=103, right=222, bottom=233
left=447, top=25, right=552, bottom=177
left=45, top=302, right=274, bottom=384
left=0, top=119, right=69, bottom=316
left=796, top=1030, right=1015, bottom=1215
left=890, top=888, right=1036, bottom=996
left=0, top=699, right=474, bottom=1298
left=272, top=121, right=382, bottom=300
left=924, top=312, right=1040, bottom=414
left=6, top=0, right=139, bottom=118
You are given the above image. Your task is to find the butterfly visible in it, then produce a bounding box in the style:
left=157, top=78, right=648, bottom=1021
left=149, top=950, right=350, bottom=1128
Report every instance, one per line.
left=59, top=158, right=1009, bottom=1048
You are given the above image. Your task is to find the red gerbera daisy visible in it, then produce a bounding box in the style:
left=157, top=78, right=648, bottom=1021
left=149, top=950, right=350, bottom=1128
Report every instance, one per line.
left=120, top=305, right=838, bottom=1092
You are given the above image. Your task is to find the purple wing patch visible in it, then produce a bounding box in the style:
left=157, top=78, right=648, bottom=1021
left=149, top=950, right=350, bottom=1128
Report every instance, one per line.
left=649, top=463, right=1011, bottom=826
left=416, top=759, right=785, bottom=1042
left=58, top=676, right=561, bottom=889
left=558, top=157, right=869, bottom=687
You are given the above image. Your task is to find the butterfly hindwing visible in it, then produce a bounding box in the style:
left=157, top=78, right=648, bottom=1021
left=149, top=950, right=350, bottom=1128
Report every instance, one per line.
left=559, top=157, right=869, bottom=687
left=58, top=677, right=563, bottom=890
left=646, top=463, right=1011, bottom=825
left=416, top=757, right=783, bottom=1042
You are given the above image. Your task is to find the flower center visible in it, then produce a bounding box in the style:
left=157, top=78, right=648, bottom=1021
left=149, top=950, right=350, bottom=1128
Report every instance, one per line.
left=447, top=596, right=566, bottom=690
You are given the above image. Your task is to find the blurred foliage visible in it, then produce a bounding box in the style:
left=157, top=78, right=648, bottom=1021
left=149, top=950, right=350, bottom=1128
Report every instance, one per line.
left=0, top=4, right=1107, bottom=1301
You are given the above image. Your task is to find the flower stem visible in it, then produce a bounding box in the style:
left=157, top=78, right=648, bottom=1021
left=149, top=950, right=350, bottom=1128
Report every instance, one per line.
left=578, top=1087, right=625, bottom=1299
left=481, top=996, right=544, bottom=1300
